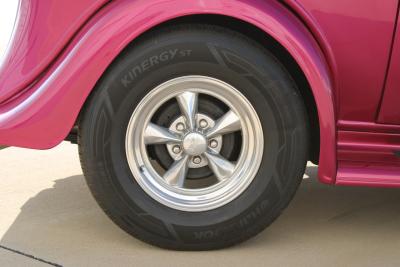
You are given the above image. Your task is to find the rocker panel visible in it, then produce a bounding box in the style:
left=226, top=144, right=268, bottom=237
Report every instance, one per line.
left=337, top=121, right=400, bottom=187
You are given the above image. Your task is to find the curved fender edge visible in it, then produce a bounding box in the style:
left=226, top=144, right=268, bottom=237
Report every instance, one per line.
left=0, top=0, right=336, bottom=183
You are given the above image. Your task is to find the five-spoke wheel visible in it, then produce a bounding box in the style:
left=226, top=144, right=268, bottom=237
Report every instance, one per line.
left=125, top=76, right=264, bottom=212
left=79, top=24, right=309, bottom=249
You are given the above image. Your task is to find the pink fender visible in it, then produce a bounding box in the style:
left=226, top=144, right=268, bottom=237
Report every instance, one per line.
left=0, top=0, right=336, bottom=183
left=0, top=0, right=108, bottom=103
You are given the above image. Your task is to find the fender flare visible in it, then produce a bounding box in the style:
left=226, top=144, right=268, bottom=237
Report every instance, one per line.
left=0, top=0, right=336, bottom=183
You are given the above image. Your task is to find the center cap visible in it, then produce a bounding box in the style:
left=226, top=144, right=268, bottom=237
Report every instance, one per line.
left=182, top=132, right=207, bottom=156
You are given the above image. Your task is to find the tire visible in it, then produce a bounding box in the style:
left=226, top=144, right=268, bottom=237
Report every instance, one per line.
left=78, top=24, right=309, bottom=250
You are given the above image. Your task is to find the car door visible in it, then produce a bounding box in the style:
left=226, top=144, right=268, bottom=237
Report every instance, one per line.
left=378, top=12, right=400, bottom=125
left=285, top=0, right=399, bottom=124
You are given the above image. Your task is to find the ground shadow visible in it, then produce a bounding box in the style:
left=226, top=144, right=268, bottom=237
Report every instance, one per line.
left=1, top=166, right=400, bottom=265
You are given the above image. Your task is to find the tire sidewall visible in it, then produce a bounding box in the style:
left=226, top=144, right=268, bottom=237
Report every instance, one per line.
left=81, top=26, right=308, bottom=246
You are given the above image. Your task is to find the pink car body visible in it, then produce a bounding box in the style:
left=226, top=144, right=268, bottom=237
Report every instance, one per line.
left=0, top=0, right=399, bottom=187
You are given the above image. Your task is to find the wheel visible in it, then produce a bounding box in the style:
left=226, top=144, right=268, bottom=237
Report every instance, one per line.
left=78, top=24, right=309, bottom=250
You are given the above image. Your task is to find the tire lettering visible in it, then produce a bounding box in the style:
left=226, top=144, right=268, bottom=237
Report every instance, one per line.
left=121, top=48, right=192, bottom=87
left=193, top=200, right=270, bottom=241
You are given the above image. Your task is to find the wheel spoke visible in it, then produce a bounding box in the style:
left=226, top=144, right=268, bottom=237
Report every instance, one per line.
left=163, top=155, right=189, bottom=187
left=176, top=92, right=198, bottom=130
left=144, top=123, right=181, bottom=145
left=206, top=110, right=241, bottom=138
left=204, top=151, right=236, bottom=181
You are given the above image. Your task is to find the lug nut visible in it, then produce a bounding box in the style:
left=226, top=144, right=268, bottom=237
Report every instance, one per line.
left=176, top=122, right=185, bottom=131
left=172, top=145, right=181, bottom=154
left=209, top=139, right=218, bottom=148
left=199, top=119, right=208, bottom=128
left=193, top=156, right=202, bottom=164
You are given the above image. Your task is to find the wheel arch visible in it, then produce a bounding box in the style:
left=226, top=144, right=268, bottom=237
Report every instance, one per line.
left=151, top=14, right=322, bottom=164
left=0, top=0, right=336, bottom=183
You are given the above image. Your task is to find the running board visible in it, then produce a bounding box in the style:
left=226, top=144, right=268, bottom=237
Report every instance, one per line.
left=337, top=165, right=400, bottom=187
left=336, top=129, right=400, bottom=187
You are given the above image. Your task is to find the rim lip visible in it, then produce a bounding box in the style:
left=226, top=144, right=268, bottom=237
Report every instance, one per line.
left=125, top=76, right=264, bottom=212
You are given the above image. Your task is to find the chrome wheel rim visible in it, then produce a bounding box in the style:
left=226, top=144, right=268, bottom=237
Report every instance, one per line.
left=125, top=76, right=264, bottom=212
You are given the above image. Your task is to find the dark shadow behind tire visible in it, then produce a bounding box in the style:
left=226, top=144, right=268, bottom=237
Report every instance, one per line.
left=78, top=24, right=309, bottom=250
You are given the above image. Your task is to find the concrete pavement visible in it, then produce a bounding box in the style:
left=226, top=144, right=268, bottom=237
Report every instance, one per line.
left=1, top=143, right=400, bottom=267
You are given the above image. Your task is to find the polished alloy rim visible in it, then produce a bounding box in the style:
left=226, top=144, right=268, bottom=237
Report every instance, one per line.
left=125, top=76, right=264, bottom=212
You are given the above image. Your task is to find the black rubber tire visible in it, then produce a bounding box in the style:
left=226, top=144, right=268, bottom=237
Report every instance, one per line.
left=78, top=24, right=309, bottom=250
